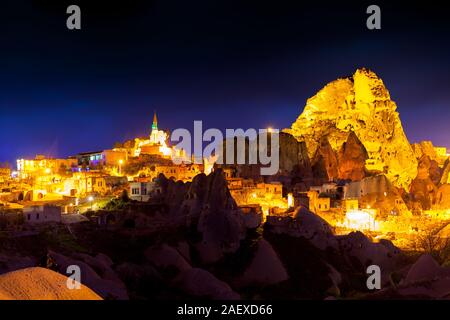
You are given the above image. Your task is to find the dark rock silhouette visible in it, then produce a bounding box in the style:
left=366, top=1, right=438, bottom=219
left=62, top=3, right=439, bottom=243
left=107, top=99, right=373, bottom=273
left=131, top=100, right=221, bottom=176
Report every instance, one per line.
left=311, top=137, right=339, bottom=182
left=337, top=131, right=368, bottom=181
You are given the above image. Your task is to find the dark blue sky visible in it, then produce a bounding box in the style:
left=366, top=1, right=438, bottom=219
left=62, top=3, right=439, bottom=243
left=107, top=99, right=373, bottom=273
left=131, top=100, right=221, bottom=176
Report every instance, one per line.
left=1, top=0, right=450, bottom=165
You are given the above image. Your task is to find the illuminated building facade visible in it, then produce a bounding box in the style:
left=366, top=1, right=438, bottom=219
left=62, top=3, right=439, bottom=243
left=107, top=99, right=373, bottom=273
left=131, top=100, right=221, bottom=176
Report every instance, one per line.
left=0, top=167, right=11, bottom=183
left=132, top=112, right=174, bottom=158
left=435, top=146, right=449, bottom=159
left=16, top=155, right=77, bottom=179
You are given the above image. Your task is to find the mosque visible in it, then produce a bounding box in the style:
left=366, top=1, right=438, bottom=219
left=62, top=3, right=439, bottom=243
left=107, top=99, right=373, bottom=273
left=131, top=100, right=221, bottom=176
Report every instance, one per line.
left=131, top=112, right=186, bottom=161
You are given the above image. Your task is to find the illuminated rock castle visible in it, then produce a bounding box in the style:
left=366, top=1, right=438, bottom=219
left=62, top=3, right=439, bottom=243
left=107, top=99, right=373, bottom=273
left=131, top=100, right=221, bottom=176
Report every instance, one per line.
left=286, top=68, right=418, bottom=189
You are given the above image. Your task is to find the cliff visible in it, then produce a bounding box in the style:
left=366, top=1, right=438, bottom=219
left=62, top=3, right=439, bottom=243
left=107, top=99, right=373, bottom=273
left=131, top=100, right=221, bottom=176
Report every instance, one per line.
left=286, top=68, right=417, bottom=189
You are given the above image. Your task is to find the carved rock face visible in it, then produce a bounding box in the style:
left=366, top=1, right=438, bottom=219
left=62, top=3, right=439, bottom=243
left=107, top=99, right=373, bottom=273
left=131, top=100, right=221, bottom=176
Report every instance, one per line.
left=441, top=159, right=450, bottom=185
left=286, top=68, right=417, bottom=189
left=411, top=141, right=438, bottom=161
left=435, top=184, right=450, bottom=209
left=409, top=156, right=438, bottom=210
left=311, top=137, right=339, bottom=181
left=157, top=170, right=246, bottom=263
left=337, top=131, right=368, bottom=181
left=278, top=132, right=312, bottom=179
left=216, top=132, right=313, bottom=182
left=414, top=155, right=441, bottom=184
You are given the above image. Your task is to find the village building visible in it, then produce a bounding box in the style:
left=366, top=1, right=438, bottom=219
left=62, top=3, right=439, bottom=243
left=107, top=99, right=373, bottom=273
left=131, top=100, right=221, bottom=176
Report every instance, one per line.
left=306, top=190, right=331, bottom=213
left=343, top=198, right=359, bottom=212
left=17, top=155, right=77, bottom=179
left=101, top=149, right=128, bottom=167
left=76, top=151, right=104, bottom=168
left=23, top=205, right=61, bottom=224
left=129, top=181, right=161, bottom=202
left=0, top=167, right=11, bottom=183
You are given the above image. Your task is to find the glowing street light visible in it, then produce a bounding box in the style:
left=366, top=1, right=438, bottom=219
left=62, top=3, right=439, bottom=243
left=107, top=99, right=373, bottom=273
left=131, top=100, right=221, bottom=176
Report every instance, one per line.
left=119, top=159, right=124, bottom=175
left=287, top=193, right=294, bottom=208
left=88, top=196, right=94, bottom=210
left=342, top=210, right=379, bottom=231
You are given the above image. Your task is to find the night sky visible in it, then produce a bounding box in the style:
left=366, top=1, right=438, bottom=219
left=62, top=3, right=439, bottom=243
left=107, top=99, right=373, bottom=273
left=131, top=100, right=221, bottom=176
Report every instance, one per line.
left=1, top=0, right=450, bottom=165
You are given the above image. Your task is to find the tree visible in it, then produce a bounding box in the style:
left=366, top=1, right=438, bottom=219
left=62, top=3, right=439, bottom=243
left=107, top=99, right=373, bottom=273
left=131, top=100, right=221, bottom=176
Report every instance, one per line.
left=414, top=223, right=450, bottom=264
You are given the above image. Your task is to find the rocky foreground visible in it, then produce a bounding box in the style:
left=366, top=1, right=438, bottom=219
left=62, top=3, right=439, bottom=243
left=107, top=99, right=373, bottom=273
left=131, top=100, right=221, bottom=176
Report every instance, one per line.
left=0, top=267, right=101, bottom=300
left=0, top=171, right=449, bottom=300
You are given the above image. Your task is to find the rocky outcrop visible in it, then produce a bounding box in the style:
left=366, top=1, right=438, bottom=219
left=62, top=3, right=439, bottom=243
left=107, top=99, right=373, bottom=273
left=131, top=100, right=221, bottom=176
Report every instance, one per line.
left=195, top=171, right=246, bottom=263
left=235, top=239, right=288, bottom=287
left=115, top=262, right=162, bottom=299
left=391, top=254, right=450, bottom=299
left=338, top=232, right=402, bottom=282
left=441, top=159, right=450, bottom=185
left=409, top=155, right=438, bottom=210
left=156, top=170, right=247, bottom=263
left=144, top=243, right=240, bottom=299
left=362, top=254, right=450, bottom=299
left=175, top=241, right=192, bottom=264
left=413, top=155, right=434, bottom=179
left=47, top=250, right=128, bottom=300
left=411, top=141, right=437, bottom=160
left=404, top=254, right=450, bottom=284
left=265, top=210, right=406, bottom=298
left=411, top=141, right=438, bottom=161
left=412, top=154, right=442, bottom=185
left=286, top=68, right=417, bottom=189
left=175, top=268, right=240, bottom=300
left=337, top=131, right=368, bottom=181
left=429, top=159, right=442, bottom=185
left=435, top=184, right=450, bottom=209
left=311, top=137, right=339, bottom=182
left=412, top=141, right=448, bottom=167
left=242, top=208, right=263, bottom=229
left=216, top=131, right=313, bottom=182
left=267, top=207, right=338, bottom=250
left=278, top=132, right=313, bottom=179
left=0, top=267, right=102, bottom=300
left=145, top=244, right=191, bottom=273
